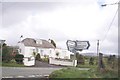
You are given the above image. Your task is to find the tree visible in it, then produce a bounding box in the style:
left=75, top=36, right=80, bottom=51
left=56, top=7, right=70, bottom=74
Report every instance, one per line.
left=56, top=52, right=59, bottom=58
left=49, top=39, right=56, bottom=48
left=2, top=43, right=13, bottom=63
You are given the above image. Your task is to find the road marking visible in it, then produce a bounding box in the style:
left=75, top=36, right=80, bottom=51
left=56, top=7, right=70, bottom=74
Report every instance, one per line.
left=17, top=76, right=25, bottom=78
left=44, top=75, right=49, bottom=77
left=35, top=74, right=42, bottom=77
left=2, top=76, right=13, bottom=78
left=28, top=75, right=36, bottom=77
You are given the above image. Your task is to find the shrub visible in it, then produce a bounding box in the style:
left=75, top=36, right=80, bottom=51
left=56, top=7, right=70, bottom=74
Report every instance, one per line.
left=76, top=53, right=85, bottom=65
left=107, top=55, right=117, bottom=69
left=42, top=58, right=49, bottom=63
left=89, top=57, right=94, bottom=65
left=15, top=54, right=24, bottom=64
left=35, top=53, right=41, bottom=61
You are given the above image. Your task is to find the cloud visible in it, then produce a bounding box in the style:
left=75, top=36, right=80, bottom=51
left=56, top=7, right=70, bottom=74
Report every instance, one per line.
left=1, top=1, right=118, bottom=54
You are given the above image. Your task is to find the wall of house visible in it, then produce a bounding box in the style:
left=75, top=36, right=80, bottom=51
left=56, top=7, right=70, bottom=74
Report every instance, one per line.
left=24, top=46, right=36, bottom=57
left=23, top=46, right=36, bottom=66
left=18, top=44, right=36, bottom=66
left=54, top=49, right=71, bottom=59
left=36, top=48, right=71, bottom=59
left=23, top=56, right=35, bottom=66
left=18, top=43, right=25, bottom=55
left=37, top=48, right=54, bottom=58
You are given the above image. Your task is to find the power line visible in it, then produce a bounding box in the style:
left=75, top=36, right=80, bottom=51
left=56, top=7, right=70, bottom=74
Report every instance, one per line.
left=101, top=8, right=118, bottom=45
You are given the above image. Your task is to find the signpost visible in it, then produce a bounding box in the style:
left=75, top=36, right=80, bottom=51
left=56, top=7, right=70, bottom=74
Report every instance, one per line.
left=66, top=40, right=76, bottom=52
left=66, top=40, right=90, bottom=67
left=75, top=41, right=90, bottom=50
left=66, top=40, right=90, bottom=52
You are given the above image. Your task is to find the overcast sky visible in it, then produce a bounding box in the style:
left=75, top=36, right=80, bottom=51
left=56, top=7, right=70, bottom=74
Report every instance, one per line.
left=0, top=0, right=118, bottom=54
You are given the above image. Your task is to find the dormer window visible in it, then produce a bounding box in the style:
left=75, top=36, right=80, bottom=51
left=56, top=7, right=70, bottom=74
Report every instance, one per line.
left=36, top=39, right=42, bottom=45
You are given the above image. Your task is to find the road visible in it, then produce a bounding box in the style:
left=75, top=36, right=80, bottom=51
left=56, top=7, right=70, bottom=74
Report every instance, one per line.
left=2, top=67, right=90, bottom=79
left=2, top=67, right=63, bottom=78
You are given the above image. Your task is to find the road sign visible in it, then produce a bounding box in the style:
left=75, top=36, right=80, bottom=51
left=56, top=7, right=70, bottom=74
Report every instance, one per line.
left=66, top=40, right=90, bottom=52
left=75, top=41, right=90, bottom=50
left=66, top=40, right=76, bottom=52
left=66, top=40, right=76, bottom=47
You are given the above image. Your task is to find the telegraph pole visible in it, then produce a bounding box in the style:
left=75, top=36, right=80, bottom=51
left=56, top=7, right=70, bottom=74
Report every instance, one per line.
left=97, top=40, right=99, bottom=68
left=97, top=40, right=99, bottom=57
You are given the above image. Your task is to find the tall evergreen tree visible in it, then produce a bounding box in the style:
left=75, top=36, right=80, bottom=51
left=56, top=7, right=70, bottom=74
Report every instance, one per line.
left=49, top=39, right=56, bottom=48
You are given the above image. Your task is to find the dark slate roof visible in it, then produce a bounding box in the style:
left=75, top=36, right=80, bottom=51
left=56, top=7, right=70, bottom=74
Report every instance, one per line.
left=21, top=38, right=55, bottom=48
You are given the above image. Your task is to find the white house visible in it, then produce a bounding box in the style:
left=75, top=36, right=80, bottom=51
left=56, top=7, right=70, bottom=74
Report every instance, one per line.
left=18, top=38, right=72, bottom=66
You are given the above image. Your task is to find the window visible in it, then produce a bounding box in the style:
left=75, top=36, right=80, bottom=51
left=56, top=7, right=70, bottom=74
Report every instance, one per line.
left=36, top=40, right=42, bottom=44
left=36, top=48, right=38, bottom=53
left=33, top=49, right=35, bottom=52
left=28, top=57, right=31, bottom=61
left=50, top=50, right=52, bottom=54
left=41, top=50, right=43, bottom=56
left=19, top=49, right=21, bottom=53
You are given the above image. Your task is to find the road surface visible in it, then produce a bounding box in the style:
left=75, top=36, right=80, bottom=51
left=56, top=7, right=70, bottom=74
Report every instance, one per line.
left=2, top=67, right=90, bottom=79
left=2, top=67, right=63, bottom=78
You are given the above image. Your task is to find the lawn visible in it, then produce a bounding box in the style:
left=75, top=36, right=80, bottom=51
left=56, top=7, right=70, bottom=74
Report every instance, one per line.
left=2, top=60, right=25, bottom=67
left=2, top=62, right=25, bottom=67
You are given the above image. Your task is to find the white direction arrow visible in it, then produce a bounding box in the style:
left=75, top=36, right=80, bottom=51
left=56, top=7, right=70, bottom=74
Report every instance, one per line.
left=75, top=41, right=90, bottom=50
left=67, top=40, right=76, bottom=48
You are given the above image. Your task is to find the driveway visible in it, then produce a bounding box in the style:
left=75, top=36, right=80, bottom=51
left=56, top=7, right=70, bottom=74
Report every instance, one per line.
left=34, top=60, right=65, bottom=68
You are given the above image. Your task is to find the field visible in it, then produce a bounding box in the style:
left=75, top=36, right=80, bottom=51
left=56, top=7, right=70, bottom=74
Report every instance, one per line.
left=49, top=56, right=119, bottom=78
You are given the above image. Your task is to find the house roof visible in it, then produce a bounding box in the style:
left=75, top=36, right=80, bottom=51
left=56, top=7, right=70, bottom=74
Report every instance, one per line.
left=21, top=38, right=55, bottom=48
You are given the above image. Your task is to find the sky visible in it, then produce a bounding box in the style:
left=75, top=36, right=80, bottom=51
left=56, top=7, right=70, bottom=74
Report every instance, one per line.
left=0, top=0, right=119, bottom=54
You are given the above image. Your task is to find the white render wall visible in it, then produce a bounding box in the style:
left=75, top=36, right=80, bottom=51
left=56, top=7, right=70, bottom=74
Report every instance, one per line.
left=49, top=58, right=77, bottom=66
left=37, top=48, right=54, bottom=58
left=54, top=49, right=71, bottom=59
left=24, top=46, right=36, bottom=57
left=23, top=57, right=35, bottom=66
left=18, top=43, right=25, bottom=55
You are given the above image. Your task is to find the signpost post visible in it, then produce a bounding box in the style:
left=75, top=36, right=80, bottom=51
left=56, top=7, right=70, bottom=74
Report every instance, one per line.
left=66, top=40, right=90, bottom=67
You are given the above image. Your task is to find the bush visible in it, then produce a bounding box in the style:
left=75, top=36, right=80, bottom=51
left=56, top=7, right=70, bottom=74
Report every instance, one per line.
left=15, top=54, right=24, bottom=64
left=107, top=55, right=117, bottom=69
left=35, top=53, right=41, bottom=61
left=42, top=58, right=49, bottom=63
left=76, top=53, right=85, bottom=65
left=89, top=57, right=94, bottom=65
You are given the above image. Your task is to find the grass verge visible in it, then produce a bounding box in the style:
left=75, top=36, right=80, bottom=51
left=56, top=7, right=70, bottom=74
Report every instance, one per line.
left=2, top=62, right=25, bottom=67
left=49, top=67, right=118, bottom=78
